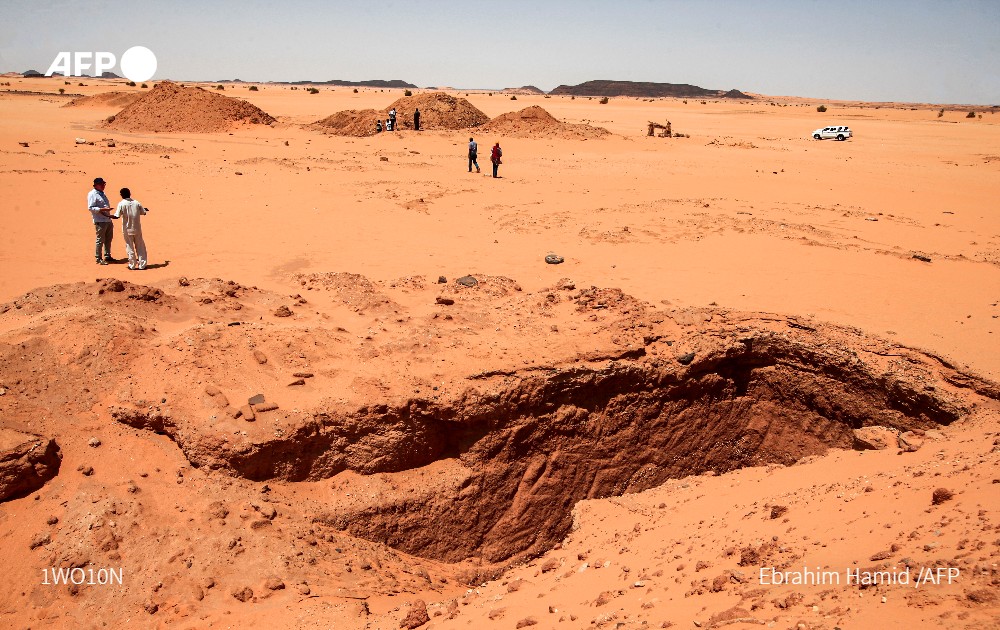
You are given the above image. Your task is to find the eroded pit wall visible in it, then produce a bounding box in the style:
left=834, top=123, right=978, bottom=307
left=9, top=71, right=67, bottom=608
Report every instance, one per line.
left=114, top=329, right=976, bottom=567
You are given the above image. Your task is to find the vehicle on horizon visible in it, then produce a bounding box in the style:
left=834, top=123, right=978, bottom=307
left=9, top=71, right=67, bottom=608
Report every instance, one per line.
left=812, top=126, right=852, bottom=141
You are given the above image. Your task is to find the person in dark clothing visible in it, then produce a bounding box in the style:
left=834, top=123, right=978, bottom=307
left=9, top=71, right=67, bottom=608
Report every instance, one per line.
left=491, top=142, right=503, bottom=178
left=376, top=120, right=382, bottom=133
left=389, top=108, right=397, bottom=131
left=413, top=108, right=420, bottom=131
left=468, top=138, right=480, bottom=173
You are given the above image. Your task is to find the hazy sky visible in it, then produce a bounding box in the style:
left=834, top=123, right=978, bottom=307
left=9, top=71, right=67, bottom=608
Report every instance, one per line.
left=1, top=0, right=997, bottom=104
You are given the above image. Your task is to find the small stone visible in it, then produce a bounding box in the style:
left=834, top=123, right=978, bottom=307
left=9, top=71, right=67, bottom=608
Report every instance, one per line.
left=677, top=352, right=696, bottom=365
left=252, top=350, right=267, bottom=365
left=126, top=480, right=139, bottom=493
left=379, top=156, right=389, bottom=162
left=898, top=431, right=924, bottom=452
left=207, top=501, right=229, bottom=519
left=264, top=577, right=285, bottom=591
left=541, top=558, right=560, bottom=573
left=292, top=372, right=314, bottom=378
left=254, top=402, right=278, bottom=413
left=769, top=505, right=789, bottom=519
left=29, top=532, right=51, bottom=549
left=516, top=617, right=538, bottom=628
left=46, top=515, right=59, bottom=525
left=435, top=296, right=455, bottom=305
left=931, top=488, right=954, bottom=505
left=240, top=405, right=255, bottom=422
left=456, top=275, right=478, bottom=287
left=80, top=465, right=94, bottom=476
left=400, top=599, right=430, bottom=629
left=231, top=586, right=253, bottom=602
left=437, top=276, right=447, bottom=283
left=273, top=305, right=293, bottom=317
left=248, top=394, right=266, bottom=405
left=296, top=584, right=311, bottom=595
left=911, top=253, right=932, bottom=263
left=287, top=379, right=306, bottom=387
left=178, top=277, right=190, bottom=286
left=544, top=254, right=564, bottom=264
left=88, top=437, right=102, bottom=448
left=205, top=385, right=222, bottom=397
left=143, top=601, right=158, bottom=614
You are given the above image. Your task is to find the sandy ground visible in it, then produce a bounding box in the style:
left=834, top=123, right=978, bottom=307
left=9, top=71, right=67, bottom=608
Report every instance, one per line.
left=0, top=78, right=997, bottom=628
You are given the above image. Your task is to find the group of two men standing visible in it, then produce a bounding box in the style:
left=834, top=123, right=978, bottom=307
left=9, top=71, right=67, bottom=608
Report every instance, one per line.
left=468, top=138, right=502, bottom=177
left=88, top=177, right=149, bottom=270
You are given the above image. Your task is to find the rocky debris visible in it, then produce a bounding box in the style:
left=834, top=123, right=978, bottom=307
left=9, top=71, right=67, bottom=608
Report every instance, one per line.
left=435, top=297, right=455, bottom=305
left=253, top=350, right=268, bottom=364
left=46, top=515, right=59, bottom=525
left=287, top=379, right=306, bottom=387
left=676, top=352, right=696, bottom=365
left=898, top=431, right=924, bottom=452
left=88, top=437, right=102, bottom=448
left=273, top=305, right=293, bottom=317
left=292, top=372, right=314, bottom=378
left=456, top=275, right=478, bottom=287
left=253, top=502, right=277, bottom=520
left=264, top=577, right=285, bottom=591
left=931, top=488, right=954, bottom=505
left=178, top=277, right=190, bottom=286
left=239, top=404, right=255, bottom=422
left=545, top=254, right=565, bottom=264
left=437, top=276, right=447, bottom=283
left=248, top=394, right=266, bottom=405
left=400, top=599, right=430, bottom=628
left=231, top=586, right=254, bottom=602
left=853, top=426, right=897, bottom=450
left=29, top=532, right=51, bottom=549
left=515, top=617, right=538, bottom=628
left=254, top=402, right=279, bottom=413
left=769, top=505, right=789, bottom=519
left=0, top=429, right=61, bottom=501
left=207, top=501, right=229, bottom=519
left=912, top=253, right=932, bottom=263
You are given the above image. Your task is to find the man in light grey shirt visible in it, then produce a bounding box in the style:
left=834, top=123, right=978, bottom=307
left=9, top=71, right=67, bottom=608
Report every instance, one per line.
left=88, top=177, right=113, bottom=264
left=113, top=187, right=149, bottom=270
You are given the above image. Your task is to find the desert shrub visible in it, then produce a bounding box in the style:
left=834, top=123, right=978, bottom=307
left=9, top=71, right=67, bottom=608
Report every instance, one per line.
left=683, top=100, right=687, bottom=104
left=308, top=87, right=319, bottom=94
left=106, top=115, right=115, bottom=123
left=966, top=111, right=976, bottom=118
left=64, top=80, right=70, bottom=85
left=141, top=83, right=148, bottom=88
left=571, top=96, right=575, bottom=100
left=126, top=81, right=136, bottom=87
left=511, top=95, right=517, bottom=100
left=937, top=108, right=944, bottom=117
left=544, top=95, right=550, bottom=98
left=249, top=85, right=258, bottom=91
left=353, top=88, right=358, bottom=93
left=403, top=89, right=412, bottom=96
left=78, top=82, right=85, bottom=86
left=817, top=104, right=827, bottom=112
left=58, top=88, right=64, bottom=94
left=599, top=97, right=609, bottom=104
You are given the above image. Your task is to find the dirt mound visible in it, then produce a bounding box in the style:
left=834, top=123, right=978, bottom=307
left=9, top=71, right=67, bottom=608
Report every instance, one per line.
left=314, top=108, right=384, bottom=137
left=63, top=91, right=143, bottom=109
left=104, top=81, right=276, bottom=133
left=385, top=92, right=489, bottom=131
left=479, top=105, right=610, bottom=139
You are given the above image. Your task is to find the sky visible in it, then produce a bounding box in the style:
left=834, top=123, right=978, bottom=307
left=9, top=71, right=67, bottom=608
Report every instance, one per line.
left=1, top=0, right=998, bottom=105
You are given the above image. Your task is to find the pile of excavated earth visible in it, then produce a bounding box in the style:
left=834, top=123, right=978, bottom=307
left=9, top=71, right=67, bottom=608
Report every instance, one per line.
left=104, top=81, right=276, bottom=133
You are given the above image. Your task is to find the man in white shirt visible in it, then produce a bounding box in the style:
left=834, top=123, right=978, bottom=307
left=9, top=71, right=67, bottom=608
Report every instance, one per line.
left=88, top=177, right=114, bottom=264
left=113, top=187, right=149, bottom=270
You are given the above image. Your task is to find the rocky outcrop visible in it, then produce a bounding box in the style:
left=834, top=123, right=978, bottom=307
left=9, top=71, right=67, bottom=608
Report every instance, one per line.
left=0, top=429, right=61, bottom=501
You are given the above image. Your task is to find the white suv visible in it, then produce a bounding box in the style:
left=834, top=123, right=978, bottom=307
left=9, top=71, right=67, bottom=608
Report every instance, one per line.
left=812, top=126, right=852, bottom=141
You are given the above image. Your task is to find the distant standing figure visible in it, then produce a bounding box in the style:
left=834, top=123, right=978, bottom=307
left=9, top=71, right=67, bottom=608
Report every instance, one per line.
left=468, top=137, right=480, bottom=173
left=413, top=108, right=420, bottom=131
left=491, top=142, right=503, bottom=178
left=88, top=176, right=114, bottom=264
left=113, top=187, right=149, bottom=270
left=376, top=120, right=382, bottom=133
left=386, top=117, right=393, bottom=131
left=389, top=108, right=397, bottom=130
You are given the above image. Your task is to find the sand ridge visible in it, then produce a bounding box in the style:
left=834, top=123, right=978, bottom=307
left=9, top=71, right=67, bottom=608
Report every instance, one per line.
left=105, top=80, right=277, bottom=133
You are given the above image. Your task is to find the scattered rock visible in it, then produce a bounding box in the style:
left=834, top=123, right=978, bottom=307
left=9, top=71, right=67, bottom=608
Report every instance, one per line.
left=142, top=601, right=158, bottom=614
left=207, top=501, right=229, bottom=519
left=931, top=488, right=954, bottom=505
left=252, top=350, right=267, bottom=364
left=46, top=515, right=59, bottom=525
left=240, top=405, right=255, bottom=422
left=853, top=426, right=897, bottom=450
left=29, top=532, right=51, bottom=549
left=205, top=384, right=222, bottom=397
left=400, top=599, right=430, bottom=628
left=79, top=465, right=94, bottom=476
left=545, top=254, right=565, bottom=264
left=292, top=372, right=314, bottom=378
left=178, top=277, right=190, bottom=286
left=435, top=297, right=455, bottom=305
left=273, top=305, right=293, bottom=317
left=231, top=586, right=254, bottom=602
left=254, top=402, right=278, bottom=413
left=967, top=588, right=998, bottom=604
left=264, top=577, right=285, bottom=591
left=541, top=558, right=560, bottom=572
left=912, top=254, right=932, bottom=263
left=19, top=142, right=29, bottom=148
left=515, top=617, right=538, bottom=628
left=437, top=276, right=447, bottom=283
left=380, top=156, right=389, bottom=162
left=287, top=379, right=306, bottom=387
left=88, top=437, right=102, bottom=448
left=769, top=505, right=789, bottom=519
left=248, top=394, right=266, bottom=405
left=456, top=275, right=478, bottom=287
left=676, top=352, right=696, bottom=365
left=898, top=431, right=924, bottom=452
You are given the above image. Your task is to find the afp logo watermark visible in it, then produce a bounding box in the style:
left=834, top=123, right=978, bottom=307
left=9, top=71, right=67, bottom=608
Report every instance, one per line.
left=45, top=46, right=157, bottom=83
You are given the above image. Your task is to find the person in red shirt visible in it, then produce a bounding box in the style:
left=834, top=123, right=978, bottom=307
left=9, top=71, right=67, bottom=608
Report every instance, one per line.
left=490, top=142, right=502, bottom=178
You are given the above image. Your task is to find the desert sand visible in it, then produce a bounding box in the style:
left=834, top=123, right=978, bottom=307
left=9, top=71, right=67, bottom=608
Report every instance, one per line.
left=0, top=77, right=998, bottom=629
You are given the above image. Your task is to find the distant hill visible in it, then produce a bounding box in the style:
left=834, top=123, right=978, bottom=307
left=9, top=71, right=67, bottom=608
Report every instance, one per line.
left=22, top=69, right=44, bottom=77
left=549, top=80, right=751, bottom=99
left=502, top=85, right=545, bottom=95
left=288, top=79, right=417, bottom=89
